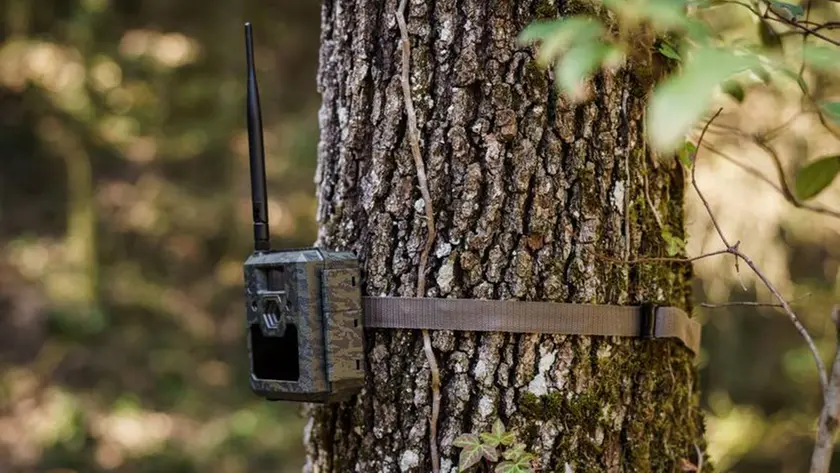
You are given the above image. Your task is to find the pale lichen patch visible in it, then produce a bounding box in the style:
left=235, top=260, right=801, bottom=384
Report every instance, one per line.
left=612, top=181, right=626, bottom=214
left=435, top=241, right=453, bottom=258
left=473, top=359, right=488, bottom=379
left=478, top=396, right=495, bottom=417
left=528, top=373, right=548, bottom=396
left=436, top=259, right=455, bottom=294
left=528, top=349, right=557, bottom=396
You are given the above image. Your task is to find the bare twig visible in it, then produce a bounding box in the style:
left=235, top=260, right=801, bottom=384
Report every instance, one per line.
left=593, top=249, right=732, bottom=265
left=763, top=110, right=806, bottom=141
left=700, top=293, right=811, bottom=308
left=755, top=138, right=840, bottom=218
left=797, top=0, right=815, bottom=79
left=642, top=158, right=665, bottom=230
left=780, top=22, right=840, bottom=36
left=396, top=2, right=440, bottom=472
left=794, top=20, right=840, bottom=30
left=809, top=306, right=840, bottom=473
left=698, top=142, right=840, bottom=220
left=692, top=110, right=743, bottom=277
left=702, top=143, right=784, bottom=192
left=804, top=94, right=840, bottom=144
left=694, top=443, right=704, bottom=473
left=753, top=138, right=800, bottom=204
left=760, top=4, right=840, bottom=47
left=692, top=109, right=731, bottom=248
left=691, top=111, right=829, bottom=392
left=734, top=262, right=749, bottom=291
left=701, top=301, right=784, bottom=308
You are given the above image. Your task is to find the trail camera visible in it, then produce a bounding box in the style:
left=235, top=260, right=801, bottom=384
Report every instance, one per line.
left=242, top=23, right=364, bottom=403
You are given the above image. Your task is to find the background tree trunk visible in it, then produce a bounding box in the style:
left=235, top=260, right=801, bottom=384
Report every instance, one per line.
left=305, top=0, right=704, bottom=472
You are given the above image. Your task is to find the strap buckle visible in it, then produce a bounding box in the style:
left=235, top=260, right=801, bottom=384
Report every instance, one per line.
left=639, top=302, right=658, bottom=340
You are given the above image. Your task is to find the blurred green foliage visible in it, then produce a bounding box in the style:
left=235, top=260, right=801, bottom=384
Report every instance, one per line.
left=0, top=1, right=839, bottom=473
left=0, top=1, right=321, bottom=472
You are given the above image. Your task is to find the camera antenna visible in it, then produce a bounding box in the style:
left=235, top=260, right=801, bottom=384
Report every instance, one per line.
left=245, top=22, right=271, bottom=252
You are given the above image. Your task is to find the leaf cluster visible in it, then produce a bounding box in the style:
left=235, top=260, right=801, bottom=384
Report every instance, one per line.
left=518, top=0, right=840, bottom=150
left=453, top=420, right=537, bottom=473
left=519, top=0, right=840, bottom=202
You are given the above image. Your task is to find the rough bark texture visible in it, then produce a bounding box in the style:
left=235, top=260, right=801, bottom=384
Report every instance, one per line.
left=305, top=1, right=704, bottom=472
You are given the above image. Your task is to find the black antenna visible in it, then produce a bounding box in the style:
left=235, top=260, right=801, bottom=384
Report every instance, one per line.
left=245, top=22, right=271, bottom=252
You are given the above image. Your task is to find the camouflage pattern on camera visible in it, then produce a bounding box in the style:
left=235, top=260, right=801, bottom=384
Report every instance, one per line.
left=244, top=248, right=363, bottom=403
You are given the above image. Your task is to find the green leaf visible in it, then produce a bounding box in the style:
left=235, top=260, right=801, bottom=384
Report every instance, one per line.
left=518, top=19, right=568, bottom=43
left=453, top=433, right=480, bottom=448
left=492, top=419, right=505, bottom=437
left=677, top=141, right=697, bottom=168
left=495, top=457, right=535, bottom=473
left=758, top=20, right=782, bottom=50
left=458, top=446, right=483, bottom=471
left=794, top=155, right=840, bottom=200
left=750, top=65, right=772, bottom=84
left=722, top=80, right=745, bottom=102
left=658, top=41, right=682, bottom=61
left=603, top=0, right=690, bottom=29
left=519, top=17, right=606, bottom=66
left=480, top=419, right=517, bottom=447
left=769, top=0, right=804, bottom=19
left=454, top=433, right=498, bottom=471
left=500, top=431, right=516, bottom=446
left=647, top=47, right=760, bottom=152
left=480, top=432, right=501, bottom=447
left=482, top=444, right=500, bottom=463
left=821, top=101, right=840, bottom=124
left=641, top=0, right=692, bottom=28
left=503, top=444, right=527, bottom=461
left=555, top=41, right=619, bottom=99
left=683, top=18, right=713, bottom=43
left=661, top=229, right=686, bottom=256
left=803, top=44, right=840, bottom=73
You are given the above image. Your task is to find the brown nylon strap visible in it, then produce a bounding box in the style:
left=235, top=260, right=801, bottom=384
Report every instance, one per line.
left=361, top=297, right=701, bottom=355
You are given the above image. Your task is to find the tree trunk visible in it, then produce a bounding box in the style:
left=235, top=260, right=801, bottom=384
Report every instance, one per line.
left=305, top=1, right=704, bottom=472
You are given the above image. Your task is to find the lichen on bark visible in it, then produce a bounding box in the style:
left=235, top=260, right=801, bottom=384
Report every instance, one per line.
left=305, top=0, right=705, bottom=472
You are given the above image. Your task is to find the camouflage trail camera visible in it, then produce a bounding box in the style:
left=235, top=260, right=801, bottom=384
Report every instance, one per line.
left=242, top=23, right=364, bottom=403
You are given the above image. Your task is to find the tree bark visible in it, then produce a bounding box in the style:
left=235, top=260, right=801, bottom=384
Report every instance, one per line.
left=305, top=1, right=705, bottom=472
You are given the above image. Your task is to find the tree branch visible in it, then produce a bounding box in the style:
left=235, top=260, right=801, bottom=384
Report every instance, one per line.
left=701, top=301, right=784, bottom=308
left=698, top=142, right=840, bottom=220
left=692, top=109, right=731, bottom=248
left=763, top=110, right=806, bottom=141
left=809, top=306, right=840, bottom=473
left=700, top=293, right=811, bottom=309
left=690, top=110, right=829, bottom=392
left=593, top=249, right=732, bottom=265
left=718, top=0, right=840, bottom=47
left=760, top=2, right=840, bottom=47
left=754, top=139, right=840, bottom=220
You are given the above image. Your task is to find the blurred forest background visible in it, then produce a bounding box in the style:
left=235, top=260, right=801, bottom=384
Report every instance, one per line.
left=0, top=1, right=838, bottom=473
